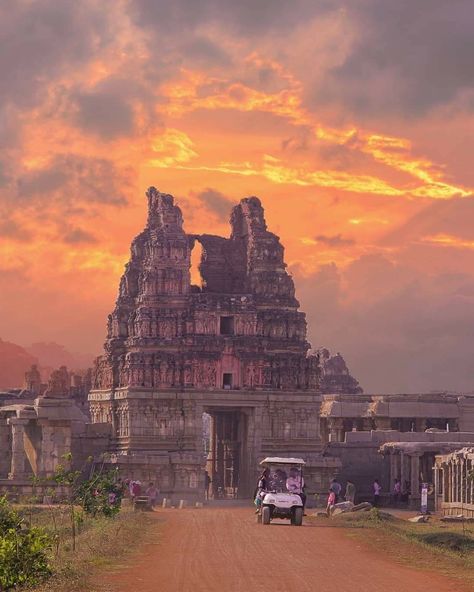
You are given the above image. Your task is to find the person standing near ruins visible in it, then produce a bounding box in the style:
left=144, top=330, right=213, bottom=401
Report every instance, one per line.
left=145, top=482, right=159, bottom=508
left=330, top=478, right=342, bottom=502
left=327, top=490, right=336, bottom=515
left=344, top=480, right=356, bottom=504
left=373, top=479, right=382, bottom=507
left=204, top=471, right=212, bottom=500
left=130, top=480, right=142, bottom=501
left=393, top=479, right=401, bottom=506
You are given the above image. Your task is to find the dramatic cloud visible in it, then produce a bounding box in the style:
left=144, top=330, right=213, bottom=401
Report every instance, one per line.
left=307, top=0, right=474, bottom=117
left=0, top=0, right=473, bottom=391
left=0, top=0, right=114, bottom=108
left=14, top=155, right=131, bottom=207
left=73, top=91, right=135, bottom=139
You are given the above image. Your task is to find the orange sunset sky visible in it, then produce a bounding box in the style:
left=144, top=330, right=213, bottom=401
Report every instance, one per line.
left=1, top=0, right=474, bottom=393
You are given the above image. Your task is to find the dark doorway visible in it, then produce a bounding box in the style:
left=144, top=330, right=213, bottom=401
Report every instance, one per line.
left=223, top=373, right=233, bottom=389
left=206, top=409, right=247, bottom=499
left=220, top=316, right=234, bottom=335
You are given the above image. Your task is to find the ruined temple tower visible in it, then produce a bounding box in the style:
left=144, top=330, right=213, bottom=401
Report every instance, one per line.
left=89, top=188, right=339, bottom=499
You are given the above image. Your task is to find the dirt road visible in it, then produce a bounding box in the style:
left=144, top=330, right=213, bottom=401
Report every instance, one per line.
left=99, top=507, right=466, bottom=592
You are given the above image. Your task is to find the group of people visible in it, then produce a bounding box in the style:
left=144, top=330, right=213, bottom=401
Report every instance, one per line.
left=254, top=466, right=306, bottom=511
left=326, top=478, right=382, bottom=513
left=326, top=477, right=414, bottom=513
left=125, top=479, right=160, bottom=507
left=326, top=478, right=354, bottom=514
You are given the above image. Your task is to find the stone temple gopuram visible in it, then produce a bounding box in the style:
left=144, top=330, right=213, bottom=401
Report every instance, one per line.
left=89, top=187, right=340, bottom=500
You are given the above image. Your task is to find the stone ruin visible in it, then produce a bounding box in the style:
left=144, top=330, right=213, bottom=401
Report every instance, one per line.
left=2, top=185, right=474, bottom=510
left=0, top=364, right=109, bottom=497
left=90, top=187, right=340, bottom=499
left=317, top=348, right=362, bottom=394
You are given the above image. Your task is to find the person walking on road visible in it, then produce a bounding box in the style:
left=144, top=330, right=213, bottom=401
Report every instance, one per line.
left=254, top=468, right=269, bottom=513
left=345, top=480, right=356, bottom=504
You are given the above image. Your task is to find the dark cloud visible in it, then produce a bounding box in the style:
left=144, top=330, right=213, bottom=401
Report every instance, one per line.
left=15, top=155, right=131, bottom=207
left=0, top=161, right=9, bottom=187
left=0, top=0, right=114, bottom=109
left=181, top=37, right=232, bottom=68
left=196, top=188, right=233, bottom=221
left=16, top=167, right=67, bottom=197
left=69, top=75, right=159, bottom=138
left=0, top=218, right=31, bottom=242
left=63, top=227, right=98, bottom=244
left=296, top=253, right=474, bottom=393
left=129, top=0, right=332, bottom=37
left=314, top=234, right=355, bottom=247
left=312, top=0, right=474, bottom=117
left=73, top=91, right=135, bottom=139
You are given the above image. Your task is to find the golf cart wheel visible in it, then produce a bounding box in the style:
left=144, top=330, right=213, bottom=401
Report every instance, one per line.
left=262, top=506, right=271, bottom=525
left=293, top=507, right=303, bottom=526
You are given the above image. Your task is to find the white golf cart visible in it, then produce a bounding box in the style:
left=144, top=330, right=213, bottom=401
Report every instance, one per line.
left=256, top=457, right=305, bottom=526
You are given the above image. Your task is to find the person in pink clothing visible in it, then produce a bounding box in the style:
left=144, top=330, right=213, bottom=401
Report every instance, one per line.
left=326, top=490, right=336, bottom=516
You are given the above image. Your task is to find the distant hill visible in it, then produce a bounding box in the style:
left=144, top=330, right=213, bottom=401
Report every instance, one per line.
left=0, top=339, right=38, bottom=389
left=26, top=342, right=94, bottom=372
left=0, top=339, right=95, bottom=390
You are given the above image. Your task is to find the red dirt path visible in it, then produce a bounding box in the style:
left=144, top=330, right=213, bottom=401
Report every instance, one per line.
left=97, top=507, right=468, bottom=592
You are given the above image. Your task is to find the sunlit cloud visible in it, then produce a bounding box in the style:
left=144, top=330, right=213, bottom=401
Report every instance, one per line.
left=421, top=234, right=474, bottom=250
left=157, top=65, right=471, bottom=200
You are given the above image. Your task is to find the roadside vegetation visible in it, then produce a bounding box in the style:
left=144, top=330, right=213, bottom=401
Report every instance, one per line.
left=0, top=455, right=155, bottom=591
left=311, top=509, right=474, bottom=587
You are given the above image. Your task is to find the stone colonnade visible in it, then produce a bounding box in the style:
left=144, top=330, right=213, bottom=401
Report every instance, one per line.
left=388, top=450, right=423, bottom=502
left=2, top=414, right=72, bottom=481
left=435, top=448, right=474, bottom=516
left=7, top=417, right=29, bottom=479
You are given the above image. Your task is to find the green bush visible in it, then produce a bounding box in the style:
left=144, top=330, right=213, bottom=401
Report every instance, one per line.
left=0, top=496, right=52, bottom=590
left=0, top=528, right=52, bottom=589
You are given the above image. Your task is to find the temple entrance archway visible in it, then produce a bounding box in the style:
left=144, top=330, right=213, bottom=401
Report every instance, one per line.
left=204, top=407, right=250, bottom=499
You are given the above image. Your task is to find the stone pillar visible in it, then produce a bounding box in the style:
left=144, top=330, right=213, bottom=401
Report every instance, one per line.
left=39, top=425, right=56, bottom=476
left=8, top=418, right=29, bottom=479
left=389, top=451, right=398, bottom=491
left=433, top=464, right=440, bottom=512
left=410, top=454, right=421, bottom=501
left=469, top=459, right=474, bottom=504
left=450, top=462, right=455, bottom=503
left=400, top=451, right=406, bottom=492
left=328, top=419, right=338, bottom=443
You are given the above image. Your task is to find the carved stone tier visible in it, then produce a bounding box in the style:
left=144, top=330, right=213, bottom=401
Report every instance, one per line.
left=89, top=188, right=340, bottom=499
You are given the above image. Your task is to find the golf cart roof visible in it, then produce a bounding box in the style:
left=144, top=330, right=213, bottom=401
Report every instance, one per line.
left=259, top=457, right=306, bottom=466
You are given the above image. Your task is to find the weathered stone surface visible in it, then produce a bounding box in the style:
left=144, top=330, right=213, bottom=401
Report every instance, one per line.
left=408, top=515, right=429, bottom=523
left=92, top=189, right=318, bottom=394
left=89, top=188, right=339, bottom=500
left=352, top=502, right=372, bottom=512
left=318, top=348, right=362, bottom=394
left=331, top=501, right=354, bottom=515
